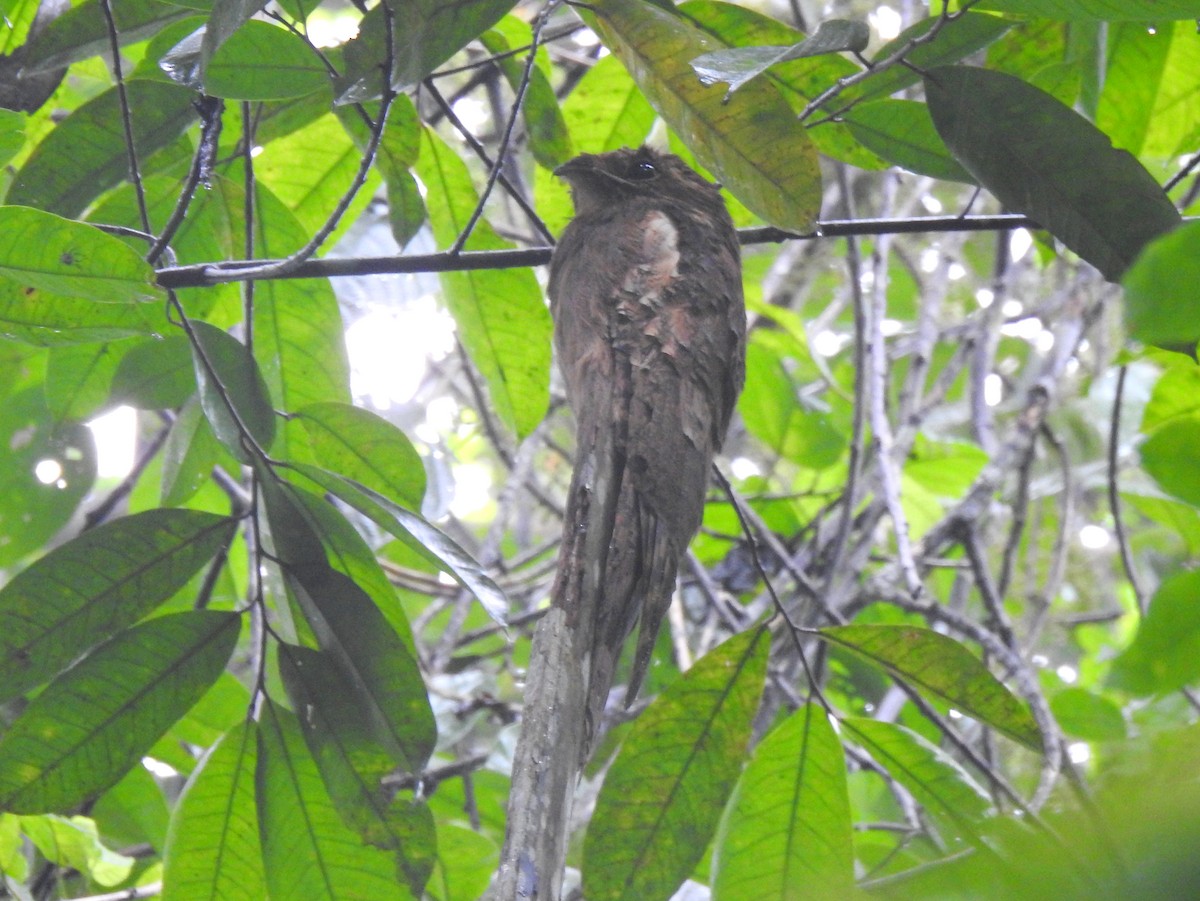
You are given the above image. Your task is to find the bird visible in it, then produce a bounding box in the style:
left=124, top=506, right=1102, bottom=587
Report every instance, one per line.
left=548, top=145, right=746, bottom=732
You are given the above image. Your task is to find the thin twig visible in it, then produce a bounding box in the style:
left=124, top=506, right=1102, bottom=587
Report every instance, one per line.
left=450, top=3, right=555, bottom=253
left=97, top=0, right=151, bottom=235
left=1107, top=364, right=1146, bottom=613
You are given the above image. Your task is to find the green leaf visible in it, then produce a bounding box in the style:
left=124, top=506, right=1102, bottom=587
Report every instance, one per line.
left=481, top=28, right=572, bottom=170
left=691, top=19, right=870, bottom=96
left=415, top=128, right=551, bottom=438
left=0, top=110, right=25, bottom=169
left=295, top=402, right=426, bottom=511
left=848, top=13, right=1013, bottom=106
left=256, top=700, right=413, bottom=901
left=0, top=207, right=160, bottom=303
left=288, top=463, right=508, bottom=624
left=1139, top=417, right=1200, bottom=507
left=19, top=0, right=198, bottom=73
left=712, top=703, right=854, bottom=900
left=0, top=278, right=157, bottom=345
left=7, top=80, right=197, bottom=218
left=335, top=0, right=513, bottom=103
left=924, top=65, right=1180, bottom=281
left=338, top=96, right=426, bottom=247
left=0, top=386, right=96, bottom=568
left=1142, top=354, right=1200, bottom=431
left=677, top=2, right=883, bottom=171
left=288, top=488, right=418, bottom=654
left=0, top=273, right=163, bottom=348
left=1097, top=22, right=1200, bottom=161
left=248, top=179, right=352, bottom=458
left=583, top=627, right=769, bottom=901
left=844, top=99, right=975, bottom=183
left=1109, top=570, right=1200, bottom=695
left=429, top=822, right=497, bottom=901
left=17, top=815, right=136, bottom=886
left=841, top=718, right=992, bottom=846
left=976, top=0, right=1200, bottom=19
left=0, top=508, right=236, bottom=703
left=279, top=645, right=436, bottom=894
left=200, top=20, right=328, bottom=99
left=161, top=721, right=266, bottom=901
left=586, top=0, right=820, bottom=232
left=1050, top=688, right=1126, bottom=741
left=0, top=610, right=240, bottom=813
left=1123, top=220, right=1200, bottom=349
left=189, top=320, right=277, bottom=462
left=160, top=397, right=223, bottom=506
left=110, top=335, right=197, bottom=409
left=255, top=112, right=378, bottom=241
left=283, top=566, right=436, bottom=774
left=739, top=336, right=845, bottom=470
left=817, top=624, right=1042, bottom=750
left=44, top=340, right=130, bottom=421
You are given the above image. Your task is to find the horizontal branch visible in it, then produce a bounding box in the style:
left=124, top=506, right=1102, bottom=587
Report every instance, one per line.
left=154, top=214, right=1046, bottom=289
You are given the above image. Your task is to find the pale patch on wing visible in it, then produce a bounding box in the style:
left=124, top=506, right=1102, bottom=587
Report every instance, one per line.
left=621, top=210, right=679, bottom=299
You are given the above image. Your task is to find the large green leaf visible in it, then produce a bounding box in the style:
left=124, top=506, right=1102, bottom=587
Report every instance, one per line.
left=196, top=20, right=328, bottom=100
left=924, top=65, right=1180, bottom=281
left=189, top=320, right=278, bottom=462
left=161, top=722, right=265, bottom=901
left=338, top=96, right=426, bottom=247
left=1139, top=417, right=1200, bottom=506
left=19, top=0, right=199, bottom=73
left=585, top=0, right=820, bottom=232
left=817, top=624, right=1042, bottom=750
left=1097, top=22, right=1200, bottom=161
left=1123, top=220, right=1200, bottom=349
left=976, top=0, right=1200, bottom=19
left=677, top=1, right=882, bottom=170
left=279, top=645, right=437, bottom=894
left=0, top=278, right=162, bottom=347
left=6, top=80, right=197, bottom=218
left=246, top=178, right=352, bottom=462
left=256, top=701, right=413, bottom=901
left=0, top=610, right=240, bottom=813
left=288, top=463, right=508, bottom=624
left=335, top=0, right=515, bottom=103
left=0, top=207, right=160, bottom=303
left=1109, top=570, right=1200, bottom=695
left=480, top=27, right=572, bottom=170
left=17, top=815, right=136, bottom=886
left=255, top=112, right=379, bottom=242
left=712, top=703, right=854, bottom=900
left=283, top=567, right=436, bottom=775
left=842, top=718, right=993, bottom=847
left=110, top=335, right=197, bottom=410
left=0, top=508, right=236, bottom=703
left=44, top=340, right=132, bottom=422
left=295, top=402, right=426, bottom=510
left=843, top=99, right=975, bottom=183
left=414, top=128, right=550, bottom=438
left=0, top=386, right=96, bottom=568
left=739, top=335, right=845, bottom=470
left=583, top=627, right=769, bottom=901
left=288, top=488, right=418, bottom=653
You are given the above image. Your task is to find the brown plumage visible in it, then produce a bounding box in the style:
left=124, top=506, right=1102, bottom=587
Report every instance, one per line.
left=548, top=146, right=746, bottom=730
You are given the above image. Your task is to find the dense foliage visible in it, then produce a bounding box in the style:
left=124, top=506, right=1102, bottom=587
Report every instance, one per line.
left=0, top=0, right=1199, bottom=898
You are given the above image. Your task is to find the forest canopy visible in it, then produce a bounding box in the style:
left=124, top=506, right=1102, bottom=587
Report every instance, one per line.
left=0, top=0, right=1199, bottom=899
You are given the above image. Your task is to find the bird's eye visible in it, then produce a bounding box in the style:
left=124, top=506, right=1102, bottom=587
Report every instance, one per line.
left=628, top=159, right=658, bottom=180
